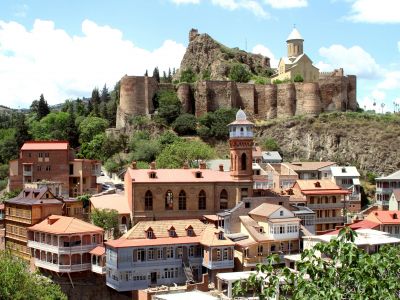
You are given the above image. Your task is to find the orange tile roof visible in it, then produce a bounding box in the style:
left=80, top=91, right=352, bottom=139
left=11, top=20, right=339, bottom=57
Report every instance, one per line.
left=106, top=236, right=201, bottom=248
left=324, top=220, right=380, bottom=235
left=239, top=216, right=271, bottom=242
left=28, top=215, right=104, bottom=234
left=90, top=246, right=105, bottom=256
left=21, top=141, right=69, bottom=151
left=248, top=203, right=281, bottom=218
left=200, top=226, right=235, bottom=247
left=295, top=179, right=350, bottom=195
left=365, top=210, right=400, bottom=225
left=90, top=193, right=130, bottom=215
left=126, top=168, right=248, bottom=183
left=287, top=162, right=336, bottom=171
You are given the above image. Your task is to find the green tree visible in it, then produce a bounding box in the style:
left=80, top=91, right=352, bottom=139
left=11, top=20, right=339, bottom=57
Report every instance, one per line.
left=153, top=67, right=160, bottom=83
left=130, top=139, right=160, bottom=163
left=157, top=130, right=182, bottom=150
left=156, top=90, right=182, bottom=125
left=229, top=63, right=251, bottom=83
left=78, top=133, right=106, bottom=160
left=14, top=113, right=31, bottom=148
left=100, top=84, right=110, bottom=103
left=78, top=116, right=109, bottom=144
left=90, top=208, right=120, bottom=238
left=294, top=74, right=304, bottom=82
left=172, top=113, right=197, bottom=135
left=30, top=112, right=70, bottom=141
left=91, top=88, right=100, bottom=117
left=66, top=104, right=79, bottom=148
left=233, top=228, right=400, bottom=299
left=197, top=108, right=237, bottom=140
left=0, top=250, right=67, bottom=300
left=37, top=94, right=50, bottom=120
left=263, top=137, right=280, bottom=151
left=180, top=68, right=196, bottom=83
left=156, top=139, right=215, bottom=168
left=75, top=98, right=86, bottom=116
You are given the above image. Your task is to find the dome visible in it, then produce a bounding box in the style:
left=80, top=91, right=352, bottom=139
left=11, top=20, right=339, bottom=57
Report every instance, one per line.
left=236, top=109, right=247, bottom=121
left=286, top=28, right=303, bottom=41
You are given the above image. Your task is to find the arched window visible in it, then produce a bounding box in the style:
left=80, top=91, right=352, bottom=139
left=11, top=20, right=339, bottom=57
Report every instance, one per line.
left=165, top=190, right=173, bottom=210
left=220, top=189, right=228, bottom=210
left=198, top=190, right=206, bottom=210
left=145, top=190, right=153, bottom=211
left=241, top=153, right=247, bottom=171
left=178, top=190, right=186, bottom=210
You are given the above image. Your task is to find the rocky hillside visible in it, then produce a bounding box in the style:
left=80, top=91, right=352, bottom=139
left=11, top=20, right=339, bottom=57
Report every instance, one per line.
left=176, top=29, right=272, bottom=80
left=255, top=112, right=400, bottom=176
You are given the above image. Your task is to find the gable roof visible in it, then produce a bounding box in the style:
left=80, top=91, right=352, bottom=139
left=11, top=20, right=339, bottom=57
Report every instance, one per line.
left=376, top=170, right=400, bottom=180
left=248, top=203, right=282, bottom=218
left=331, top=166, right=360, bottom=178
left=365, top=210, right=400, bottom=225
left=239, top=215, right=271, bottom=242
left=29, top=215, right=103, bottom=234
left=287, top=161, right=336, bottom=172
left=6, top=187, right=63, bottom=206
left=294, top=179, right=350, bottom=195
left=21, top=141, right=69, bottom=151
left=262, top=151, right=282, bottom=161
left=391, top=189, right=400, bottom=201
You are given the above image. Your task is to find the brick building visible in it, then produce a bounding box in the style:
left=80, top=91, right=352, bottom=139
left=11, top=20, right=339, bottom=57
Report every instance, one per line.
left=9, top=141, right=101, bottom=198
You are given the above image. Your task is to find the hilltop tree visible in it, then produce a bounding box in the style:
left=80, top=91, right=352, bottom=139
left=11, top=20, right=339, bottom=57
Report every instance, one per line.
left=144, top=69, right=148, bottom=76
left=153, top=67, right=160, bottom=83
left=14, top=113, right=31, bottom=148
left=155, top=90, right=182, bottom=125
left=37, top=94, right=50, bottom=120
left=229, top=63, right=251, bottom=83
left=66, top=104, right=79, bottom=148
left=78, top=116, right=109, bottom=144
left=75, top=98, right=86, bottom=116
left=91, top=88, right=100, bottom=116
left=100, top=84, right=110, bottom=103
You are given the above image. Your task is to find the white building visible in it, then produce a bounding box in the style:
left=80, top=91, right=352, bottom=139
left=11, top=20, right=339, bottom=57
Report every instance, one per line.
left=376, top=170, right=400, bottom=209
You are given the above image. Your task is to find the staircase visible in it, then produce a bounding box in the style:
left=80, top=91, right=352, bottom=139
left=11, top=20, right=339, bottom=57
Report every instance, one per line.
left=182, top=257, right=195, bottom=283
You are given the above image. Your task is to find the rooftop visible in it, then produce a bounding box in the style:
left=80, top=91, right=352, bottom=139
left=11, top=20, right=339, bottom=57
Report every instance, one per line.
left=29, top=215, right=103, bottom=234
left=262, top=151, right=282, bottom=161
left=21, top=141, right=69, bottom=151
left=324, top=219, right=380, bottom=235
left=90, top=193, right=130, bottom=215
left=287, top=161, right=336, bottom=171
left=376, top=170, right=400, bottom=180
left=365, top=210, right=400, bottom=225
left=248, top=203, right=282, bottom=218
left=6, top=188, right=63, bottom=206
left=331, top=166, right=360, bottom=178
left=89, top=246, right=105, bottom=256
left=295, top=179, right=350, bottom=195
left=392, top=189, right=400, bottom=201
left=287, top=28, right=303, bottom=41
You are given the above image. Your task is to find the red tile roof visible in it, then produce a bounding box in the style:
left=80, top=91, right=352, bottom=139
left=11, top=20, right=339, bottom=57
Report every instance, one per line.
left=28, top=215, right=104, bottom=234
left=90, top=193, right=130, bottom=215
left=366, top=210, right=400, bottom=225
left=324, top=219, right=380, bottom=235
left=295, top=180, right=350, bottom=195
left=21, top=141, right=69, bottom=151
left=90, top=246, right=105, bottom=256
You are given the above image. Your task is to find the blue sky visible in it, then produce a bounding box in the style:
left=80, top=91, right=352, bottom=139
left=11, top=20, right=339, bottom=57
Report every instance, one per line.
left=0, top=0, right=399, bottom=112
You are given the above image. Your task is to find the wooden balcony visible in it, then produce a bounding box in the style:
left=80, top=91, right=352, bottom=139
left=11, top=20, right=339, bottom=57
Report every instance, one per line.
left=34, top=259, right=91, bottom=273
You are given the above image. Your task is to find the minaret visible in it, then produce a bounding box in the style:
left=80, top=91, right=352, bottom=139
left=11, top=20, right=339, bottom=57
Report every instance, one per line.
left=286, top=27, right=304, bottom=58
left=228, top=109, right=254, bottom=180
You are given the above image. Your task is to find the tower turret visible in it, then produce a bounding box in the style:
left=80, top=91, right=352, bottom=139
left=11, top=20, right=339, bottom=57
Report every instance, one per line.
left=286, top=27, right=304, bottom=58
left=228, top=109, right=254, bottom=180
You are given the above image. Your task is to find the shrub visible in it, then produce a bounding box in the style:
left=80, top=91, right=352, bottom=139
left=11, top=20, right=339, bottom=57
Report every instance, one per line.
left=156, top=90, right=182, bottom=124
left=273, top=78, right=291, bottom=84
left=229, top=63, right=251, bottom=83
left=293, top=74, right=304, bottom=82
left=263, top=137, right=280, bottom=151
left=180, top=68, right=197, bottom=83
left=197, top=108, right=237, bottom=140
left=172, top=113, right=197, bottom=135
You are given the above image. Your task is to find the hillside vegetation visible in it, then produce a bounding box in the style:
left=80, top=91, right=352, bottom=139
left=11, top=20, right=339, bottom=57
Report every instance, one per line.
left=255, top=112, right=400, bottom=175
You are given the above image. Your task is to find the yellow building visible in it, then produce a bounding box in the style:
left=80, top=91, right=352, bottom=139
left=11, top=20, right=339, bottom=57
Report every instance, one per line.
left=272, top=27, right=319, bottom=83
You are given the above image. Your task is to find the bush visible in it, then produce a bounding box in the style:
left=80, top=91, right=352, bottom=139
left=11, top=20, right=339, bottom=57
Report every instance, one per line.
left=273, top=78, right=291, bottom=84
left=197, top=108, right=237, bottom=140
left=366, top=171, right=377, bottom=184
left=172, top=113, right=197, bottom=135
left=180, top=68, right=197, bottom=83
left=202, top=69, right=211, bottom=80
left=293, top=74, right=304, bottom=82
left=252, top=75, right=269, bottom=85
left=263, top=137, right=280, bottom=151
left=229, top=64, right=251, bottom=83
left=156, top=91, right=182, bottom=124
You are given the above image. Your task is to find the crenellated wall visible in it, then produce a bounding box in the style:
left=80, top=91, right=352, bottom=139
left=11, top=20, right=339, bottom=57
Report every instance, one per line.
left=116, top=73, right=357, bottom=128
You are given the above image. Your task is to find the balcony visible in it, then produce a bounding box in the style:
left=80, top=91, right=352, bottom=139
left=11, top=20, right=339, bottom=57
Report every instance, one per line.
left=348, top=194, right=361, bottom=202
left=34, top=259, right=91, bottom=273
left=315, top=216, right=345, bottom=224
left=243, top=254, right=286, bottom=267
left=307, top=203, right=344, bottom=209
left=28, top=240, right=98, bottom=254
left=91, top=264, right=106, bottom=274
left=106, top=277, right=149, bottom=292
left=202, top=259, right=234, bottom=270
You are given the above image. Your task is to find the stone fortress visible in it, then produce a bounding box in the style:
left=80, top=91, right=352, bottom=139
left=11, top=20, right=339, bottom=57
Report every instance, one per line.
left=116, top=28, right=357, bottom=129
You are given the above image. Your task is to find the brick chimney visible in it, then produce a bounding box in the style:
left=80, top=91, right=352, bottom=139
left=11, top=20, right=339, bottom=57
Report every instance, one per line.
left=199, top=161, right=206, bottom=169
left=219, top=164, right=224, bottom=172
left=131, top=161, right=137, bottom=169
left=183, top=162, right=189, bottom=169
left=150, top=162, right=156, bottom=170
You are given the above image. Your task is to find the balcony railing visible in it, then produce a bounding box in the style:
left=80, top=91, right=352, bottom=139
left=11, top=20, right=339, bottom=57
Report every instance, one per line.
left=34, top=259, right=91, bottom=273
left=244, top=254, right=287, bottom=267
left=28, top=240, right=98, bottom=254
left=307, top=203, right=344, bottom=209
left=202, top=259, right=234, bottom=270
left=91, top=264, right=106, bottom=274
left=315, top=216, right=345, bottom=224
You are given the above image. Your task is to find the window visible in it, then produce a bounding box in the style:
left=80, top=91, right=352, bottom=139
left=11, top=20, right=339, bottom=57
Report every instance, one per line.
left=178, top=190, right=186, bottom=210
left=45, top=152, right=49, bottom=158
left=149, top=172, right=157, bottom=179
left=37, top=165, right=42, bottom=172
left=39, top=153, right=43, bottom=158
left=258, top=245, right=263, bottom=255
left=220, top=189, right=228, bottom=210
left=198, top=190, right=206, bottom=210
left=216, top=249, right=221, bottom=261
left=279, top=211, right=283, bottom=216
left=137, top=249, right=145, bottom=261
left=271, top=245, right=276, bottom=252
left=189, top=246, right=195, bottom=257
left=195, top=171, right=202, bottom=178
left=69, top=164, right=74, bottom=175
left=157, top=248, right=163, bottom=259
left=145, top=190, right=153, bottom=211
left=148, top=248, right=155, bottom=260
left=241, top=153, right=247, bottom=170
left=169, top=228, right=176, bottom=237
left=177, top=247, right=183, bottom=258
left=223, top=248, right=229, bottom=260
left=146, top=229, right=154, bottom=239
left=186, top=227, right=194, bottom=236
left=166, top=247, right=174, bottom=259
left=218, top=231, right=224, bottom=240
left=165, top=190, right=173, bottom=210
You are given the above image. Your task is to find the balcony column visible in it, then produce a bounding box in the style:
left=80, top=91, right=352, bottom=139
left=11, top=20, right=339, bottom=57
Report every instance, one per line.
left=57, top=235, right=60, bottom=247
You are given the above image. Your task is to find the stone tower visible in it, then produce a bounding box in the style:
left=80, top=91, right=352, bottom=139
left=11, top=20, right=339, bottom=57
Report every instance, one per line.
left=228, top=109, right=254, bottom=181
left=286, top=27, right=304, bottom=58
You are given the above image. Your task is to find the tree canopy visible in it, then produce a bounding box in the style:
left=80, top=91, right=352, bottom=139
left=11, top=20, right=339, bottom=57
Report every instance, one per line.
left=90, top=208, right=119, bottom=238
left=233, top=228, right=400, bottom=300
left=197, top=108, right=237, bottom=140
left=78, top=116, right=109, bottom=144
left=229, top=63, right=251, bottom=83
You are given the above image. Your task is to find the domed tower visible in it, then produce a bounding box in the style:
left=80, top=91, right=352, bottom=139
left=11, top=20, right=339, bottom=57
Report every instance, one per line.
left=228, top=109, right=254, bottom=180
left=287, top=27, right=304, bottom=58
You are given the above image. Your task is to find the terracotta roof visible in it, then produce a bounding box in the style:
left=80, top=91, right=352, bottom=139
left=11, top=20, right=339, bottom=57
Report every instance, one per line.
left=90, top=193, right=130, bottom=214
left=248, top=203, right=282, bottom=218
left=392, top=189, right=400, bottom=201
left=235, top=238, right=258, bottom=248
left=203, top=215, right=220, bottom=222
left=239, top=216, right=271, bottom=242
left=365, top=210, right=400, bottom=225
left=106, top=236, right=200, bottom=248
left=325, top=220, right=380, bottom=235
left=126, top=168, right=249, bottom=183
left=21, top=141, right=69, bottom=151
left=90, top=246, right=105, bottom=256
left=29, top=215, right=104, bottom=234
left=295, top=180, right=350, bottom=195
left=287, top=162, right=336, bottom=171
left=200, top=226, right=235, bottom=247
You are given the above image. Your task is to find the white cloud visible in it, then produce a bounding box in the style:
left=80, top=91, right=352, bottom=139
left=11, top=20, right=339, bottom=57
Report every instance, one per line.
left=345, top=0, right=400, bottom=23
left=0, top=19, right=186, bottom=108
left=377, top=71, right=400, bottom=90
left=211, top=0, right=269, bottom=17
left=316, top=44, right=383, bottom=79
left=251, top=44, right=278, bottom=67
left=171, top=0, right=200, bottom=4
left=264, top=0, right=307, bottom=9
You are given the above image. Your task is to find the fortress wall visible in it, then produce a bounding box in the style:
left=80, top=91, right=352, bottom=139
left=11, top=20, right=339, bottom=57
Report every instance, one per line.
left=144, top=76, right=158, bottom=114
left=264, top=84, right=277, bottom=119
left=195, top=81, right=208, bottom=117
left=177, top=83, right=193, bottom=114
left=254, top=84, right=266, bottom=118
left=237, top=83, right=255, bottom=113
left=205, top=81, right=235, bottom=111
left=319, top=76, right=349, bottom=112
left=119, top=76, right=146, bottom=116
left=277, top=83, right=296, bottom=118
left=295, top=82, right=322, bottom=116
left=347, top=75, right=357, bottom=110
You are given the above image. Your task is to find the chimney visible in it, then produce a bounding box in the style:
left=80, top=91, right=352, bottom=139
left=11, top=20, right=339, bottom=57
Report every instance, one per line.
left=219, top=164, right=224, bottom=172
left=150, top=161, right=156, bottom=170
left=183, top=162, right=189, bottom=169
left=131, top=161, right=137, bottom=169
left=199, top=161, right=206, bottom=169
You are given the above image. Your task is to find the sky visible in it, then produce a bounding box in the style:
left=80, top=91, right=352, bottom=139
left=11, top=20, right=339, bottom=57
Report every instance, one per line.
left=0, top=0, right=399, bottom=112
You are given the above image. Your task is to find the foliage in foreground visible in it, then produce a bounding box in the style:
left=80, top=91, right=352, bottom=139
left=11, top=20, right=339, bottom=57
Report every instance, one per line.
left=90, top=208, right=120, bottom=238
left=233, top=228, right=400, bottom=299
left=0, top=250, right=67, bottom=300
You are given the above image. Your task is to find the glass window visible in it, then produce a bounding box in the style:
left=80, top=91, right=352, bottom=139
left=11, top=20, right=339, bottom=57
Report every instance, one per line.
left=198, top=190, right=206, bottom=210
left=145, top=190, right=153, bottom=210
left=178, top=190, right=186, bottom=210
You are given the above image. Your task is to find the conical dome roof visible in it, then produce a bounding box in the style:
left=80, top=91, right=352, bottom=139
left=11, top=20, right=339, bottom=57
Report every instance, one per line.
left=287, top=28, right=303, bottom=41
left=236, top=108, right=247, bottom=121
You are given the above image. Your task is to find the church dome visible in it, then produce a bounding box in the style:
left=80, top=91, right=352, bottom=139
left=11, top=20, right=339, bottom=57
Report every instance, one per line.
left=287, top=28, right=303, bottom=41
left=236, top=109, right=247, bottom=121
